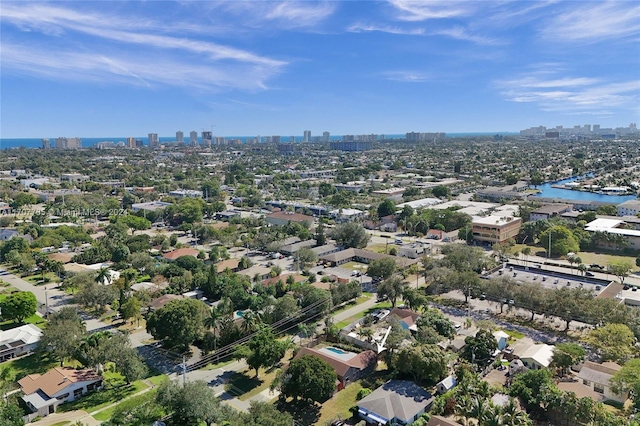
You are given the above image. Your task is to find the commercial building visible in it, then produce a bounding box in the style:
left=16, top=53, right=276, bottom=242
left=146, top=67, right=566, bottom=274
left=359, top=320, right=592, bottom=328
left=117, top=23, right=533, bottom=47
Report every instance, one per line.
left=168, top=189, right=203, bottom=198
left=176, top=131, right=184, bottom=143
left=530, top=204, right=573, bottom=221
left=303, top=130, right=311, bottom=142
left=41, top=138, right=51, bottom=149
left=329, top=141, right=372, bottom=152
left=148, top=133, right=159, bottom=148
left=202, top=131, right=212, bottom=147
left=189, top=131, right=198, bottom=146
left=471, top=215, right=521, bottom=244
left=617, top=200, right=640, bottom=217
left=54, top=137, right=81, bottom=149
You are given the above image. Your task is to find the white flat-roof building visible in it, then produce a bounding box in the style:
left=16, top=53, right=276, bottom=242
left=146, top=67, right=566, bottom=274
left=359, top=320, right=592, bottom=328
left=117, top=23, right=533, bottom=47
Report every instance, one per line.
left=396, top=197, right=442, bottom=210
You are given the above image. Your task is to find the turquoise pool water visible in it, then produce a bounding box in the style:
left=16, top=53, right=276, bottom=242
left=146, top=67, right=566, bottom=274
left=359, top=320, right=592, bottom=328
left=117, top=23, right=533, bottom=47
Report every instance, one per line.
left=326, top=347, right=348, bottom=355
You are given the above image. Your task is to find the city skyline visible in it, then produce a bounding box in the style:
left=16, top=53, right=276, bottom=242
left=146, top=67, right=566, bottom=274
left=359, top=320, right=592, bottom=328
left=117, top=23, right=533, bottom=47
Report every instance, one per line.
left=1, top=1, right=639, bottom=138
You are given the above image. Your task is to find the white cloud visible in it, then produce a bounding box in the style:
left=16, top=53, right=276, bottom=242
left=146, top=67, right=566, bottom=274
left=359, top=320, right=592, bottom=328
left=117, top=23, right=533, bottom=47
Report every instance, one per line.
left=219, top=1, right=335, bottom=29
left=382, top=71, right=431, bottom=83
left=347, top=23, right=425, bottom=35
left=430, top=26, right=503, bottom=46
left=0, top=3, right=286, bottom=91
left=1, top=42, right=279, bottom=92
left=387, top=0, right=476, bottom=21
left=497, top=71, right=639, bottom=114
left=540, top=1, right=640, bottom=43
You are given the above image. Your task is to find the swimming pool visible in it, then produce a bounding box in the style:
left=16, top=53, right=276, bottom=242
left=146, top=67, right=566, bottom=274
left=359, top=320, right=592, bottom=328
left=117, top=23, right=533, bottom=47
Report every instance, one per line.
left=326, top=347, right=348, bottom=355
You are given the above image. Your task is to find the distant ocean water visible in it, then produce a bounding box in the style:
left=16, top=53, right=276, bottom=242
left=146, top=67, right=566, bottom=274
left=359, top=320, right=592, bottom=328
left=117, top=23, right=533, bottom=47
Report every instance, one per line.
left=0, top=132, right=516, bottom=149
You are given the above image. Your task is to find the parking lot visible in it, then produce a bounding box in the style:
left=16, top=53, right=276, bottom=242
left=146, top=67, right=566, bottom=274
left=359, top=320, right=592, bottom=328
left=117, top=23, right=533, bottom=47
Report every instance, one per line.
left=488, top=263, right=611, bottom=295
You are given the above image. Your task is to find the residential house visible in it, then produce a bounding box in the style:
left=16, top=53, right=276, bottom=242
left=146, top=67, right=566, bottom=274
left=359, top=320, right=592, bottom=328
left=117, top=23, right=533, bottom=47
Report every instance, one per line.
left=265, top=211, right=313, bottom=227
left=294, top=347, right=377, bottom=390
left=436, top=375, right=457, bottom=395
left=216, top=258, right=241, bottom=273
left=148, top=294, right=182, bottom=311
left=311, top=244, right=340, bottom=258
left=19, top=367, right=103, bottom=418
left=577, top=361, right=626, bottom=404
left=388, top=308, right=421, bottom=333
left=238, top=265, right=272, bottom=283
left=357, top=380, right=434, bottom=425
left=0, top=228, right=19, bottom=241
left=0, top=324, right=43, bottom=362
left=398, top=243, right=429, bottom=259
left=329, top=208, right=367, bottom=223
left=427, top=416, right=461, bottom=426
left=162, top=247, right=200, bottom=261
left=515, top=343, right=554, bottom=370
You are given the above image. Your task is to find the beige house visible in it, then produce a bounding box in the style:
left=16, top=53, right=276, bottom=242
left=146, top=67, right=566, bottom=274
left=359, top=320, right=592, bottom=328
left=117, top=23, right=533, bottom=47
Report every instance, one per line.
left=19, top=367, right=103, bottom=418
left=577, top=361, right=626, bottom=404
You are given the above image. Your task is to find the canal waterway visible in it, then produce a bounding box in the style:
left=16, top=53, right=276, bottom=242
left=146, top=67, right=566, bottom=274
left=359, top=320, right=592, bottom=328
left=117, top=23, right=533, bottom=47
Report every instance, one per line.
left=531, top=175, right=637, bottom=203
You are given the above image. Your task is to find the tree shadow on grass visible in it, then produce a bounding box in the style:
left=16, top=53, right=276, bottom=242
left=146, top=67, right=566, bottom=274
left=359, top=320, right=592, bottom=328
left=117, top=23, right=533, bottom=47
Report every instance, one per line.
left=225, top=371, right=263, bottom=396
left=276, top=398, right=321, bottom=426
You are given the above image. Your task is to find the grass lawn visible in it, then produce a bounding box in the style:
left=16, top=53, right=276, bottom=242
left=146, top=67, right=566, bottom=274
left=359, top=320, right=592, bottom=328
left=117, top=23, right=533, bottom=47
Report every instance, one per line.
left=316, top=382, right=362, bottom=425
left=335, top=301, right=393, bottom=329
left=50, top=422, right=71, bottom=426
left=504, top=329, right=524, bottom=340
left=92, top=389, right=159, bottom=421
left=201, top=358, right=235, bottom=371
left=366, top=243, right=399, bottom=254
left=0, top=353, right=71, bottom=384
left=146, top=373, right=169, bottom=386
left=226, top=364, right=281, bottom=401
left=0, top=313, right=46, bottom=331
left=24, top=272, right=61, bottom=285
left=332, top=295, right=372, bottom=315
left=59, top=372, right=149, bottom=414
left=510, top=244, right=639, bottom=272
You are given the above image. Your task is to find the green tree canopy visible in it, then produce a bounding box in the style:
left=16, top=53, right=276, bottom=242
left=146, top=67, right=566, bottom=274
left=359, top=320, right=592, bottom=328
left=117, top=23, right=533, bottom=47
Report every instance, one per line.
left=392, top=344, right=448, bottom=385
left=366, top=257, right=397, bottom=280
left=146, top=298, right=209, bottom=352
left=0, top=291, right=37, bottom=323
left=539, top=225, right=579, bottom=257
left=38, top=306, right=87, bottom=366
left=280, top=354, right=337, bottom=403
left=328, top=222, right=370, bottom=248
left=611, top=358, right=640, bottom=410
left=587, top=323, right=636, bottom=363
left=234, top=327, right=287, bottom=377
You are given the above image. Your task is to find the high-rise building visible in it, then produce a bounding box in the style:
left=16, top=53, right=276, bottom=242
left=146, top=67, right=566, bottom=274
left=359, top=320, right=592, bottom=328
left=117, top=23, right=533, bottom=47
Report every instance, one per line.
left=189, top=131, right=198, bottom=146
left=202, top=131, right=212, bottom=146
left=303, top=130, right=311, bottom=142
left=126, top=137, right=136, bottom=148
left=289, top=136, right=295, bottom=143
left=54, top=137, right=81, bottom=149
left=176, top=131, right=184, bottom=143
left=272, top=135, right=281, bottom=143
left=148, top=133, right=159, bottom=148
left=322, top=131, right=330, bottom=142
left=41, top=139, right=50, bottom=149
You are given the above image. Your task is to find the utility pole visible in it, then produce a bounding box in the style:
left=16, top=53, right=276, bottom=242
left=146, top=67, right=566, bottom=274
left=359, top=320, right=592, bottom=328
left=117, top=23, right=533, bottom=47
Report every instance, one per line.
left=182, top=355, right=187, bottom=386
left=548, top=231, right=551, bottom=258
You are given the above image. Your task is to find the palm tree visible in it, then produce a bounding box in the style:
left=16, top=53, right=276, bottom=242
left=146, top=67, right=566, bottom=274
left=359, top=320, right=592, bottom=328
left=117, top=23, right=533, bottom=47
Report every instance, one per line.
left=240, top=310, right=262, bottom=334
left=359, top=327, right=374, bottom=343
left=95, top=267, right=111, bottom=285
left=454, top=395, right=474, bottom=426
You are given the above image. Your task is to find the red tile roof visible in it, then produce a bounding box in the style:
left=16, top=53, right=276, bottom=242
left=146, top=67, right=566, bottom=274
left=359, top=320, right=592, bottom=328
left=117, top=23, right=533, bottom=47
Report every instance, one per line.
left=162, top=247, right=200, bottom=261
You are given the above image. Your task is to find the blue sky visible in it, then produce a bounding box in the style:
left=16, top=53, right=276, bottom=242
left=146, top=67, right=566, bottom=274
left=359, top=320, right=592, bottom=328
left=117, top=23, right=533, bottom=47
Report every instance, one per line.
left=1, top=0, right=639, bottom=138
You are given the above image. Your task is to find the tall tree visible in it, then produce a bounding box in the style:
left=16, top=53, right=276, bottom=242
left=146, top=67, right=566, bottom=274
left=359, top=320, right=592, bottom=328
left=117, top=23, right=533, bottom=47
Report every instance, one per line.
left=377, top=275, right=407, bottom=307
left=146, top=298, right=209, bottom=352
left=38, top=307, right=87, bottom=366
left=328, top=222, right=370, bottom=248
left=587, top=323, right=636, bottom=363
left=392, top=344, right=447, bottom=385
left=233, top=326, right=286, bottom=377
left=463, top=329, right=498, bottom=365
left=608, top=261, right=632, bottom=286
left=551, top=343, right=586, bottom=377
left=0, top=291, right=37, bottom=323
left=156, top=380, right=226, bottom=425
left=366, top=258, right=397, bottom=280
left=279, top=354, right=337, bottom=403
